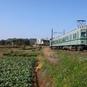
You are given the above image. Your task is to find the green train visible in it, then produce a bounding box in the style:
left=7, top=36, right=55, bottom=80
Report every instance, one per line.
left=50, top=25, right=87, bottom=50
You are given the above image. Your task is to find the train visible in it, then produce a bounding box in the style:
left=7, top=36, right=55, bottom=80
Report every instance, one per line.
left=50, top=22, right=87, bottom=51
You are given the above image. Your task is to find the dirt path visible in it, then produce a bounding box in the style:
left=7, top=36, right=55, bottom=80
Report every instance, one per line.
left=42, top=47, right=58, bottom=64
left=36, top=47, right=59, bottom=87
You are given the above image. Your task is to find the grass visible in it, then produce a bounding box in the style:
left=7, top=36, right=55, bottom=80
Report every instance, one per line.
left=42, top=50, right=87, bottom=87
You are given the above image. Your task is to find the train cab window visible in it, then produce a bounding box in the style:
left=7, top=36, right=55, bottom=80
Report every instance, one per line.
left=81, top=32, right=86, bottom=37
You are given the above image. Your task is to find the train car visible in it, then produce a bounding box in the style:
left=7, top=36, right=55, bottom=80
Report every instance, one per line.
left=50, top=25, right=87, bottom=50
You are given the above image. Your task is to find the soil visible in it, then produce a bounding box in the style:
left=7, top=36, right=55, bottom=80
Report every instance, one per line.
left=37, top=69, right=54, bottom=87
left=42, top=47, right=58, bottom=64
left=36, top=47, right=59, bottom=87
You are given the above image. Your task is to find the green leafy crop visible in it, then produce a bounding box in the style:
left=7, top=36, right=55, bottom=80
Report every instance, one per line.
left=0, top=57, right=36, bottom=87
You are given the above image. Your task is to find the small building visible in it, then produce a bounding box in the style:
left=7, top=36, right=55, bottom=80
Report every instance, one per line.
left=36, top=39, right=50, bottom=46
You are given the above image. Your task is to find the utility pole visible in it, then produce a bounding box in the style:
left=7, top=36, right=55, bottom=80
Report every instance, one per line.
left=50, top=28, right=53, bottom=47
left=51, top=28, right=53, bottom=40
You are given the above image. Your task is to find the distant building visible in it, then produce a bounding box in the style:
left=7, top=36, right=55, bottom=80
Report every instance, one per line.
left=36, top=39, right=50, bottom=46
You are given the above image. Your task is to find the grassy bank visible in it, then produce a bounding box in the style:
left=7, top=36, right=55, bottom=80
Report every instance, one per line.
left=42, top=50, right=87, bottom=87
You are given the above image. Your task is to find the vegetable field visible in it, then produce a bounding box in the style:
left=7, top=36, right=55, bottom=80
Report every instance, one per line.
left=0, top=57, right=36, bottom=87
left=0, top=47, right=87, bottom=87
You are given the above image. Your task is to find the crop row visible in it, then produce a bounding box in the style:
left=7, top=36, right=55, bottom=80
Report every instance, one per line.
left=3, top=51, right=37, bottom=57
left=0, top=57, right=36, bottom=87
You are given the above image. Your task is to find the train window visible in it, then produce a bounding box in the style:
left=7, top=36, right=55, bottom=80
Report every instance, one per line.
left=66, top=36, right=68, bottom=41
left=75, top=33, right=76, bottom=39
left=73, top=34, right=74, bottom=39
left=81, top=32, right=86, bottom=37
left=70, top=35, right=72, bottom=40
left=73, top=33, right=76, bottom=39
left=77, top=32, right=79, bottom=38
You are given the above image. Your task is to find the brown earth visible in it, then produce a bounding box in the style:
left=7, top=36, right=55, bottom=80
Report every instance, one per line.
left=36, top=47, right=59, bottom=87
left=42, top=47, right=58, bottom=64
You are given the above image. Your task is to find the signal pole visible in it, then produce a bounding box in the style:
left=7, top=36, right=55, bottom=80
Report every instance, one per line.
left=50, top=28, right=53, bottom=47
left=51, top=28, right=53, bottom=40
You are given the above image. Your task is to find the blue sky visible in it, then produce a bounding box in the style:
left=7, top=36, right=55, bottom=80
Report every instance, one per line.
left=0, top=0, right=87, bottom=39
